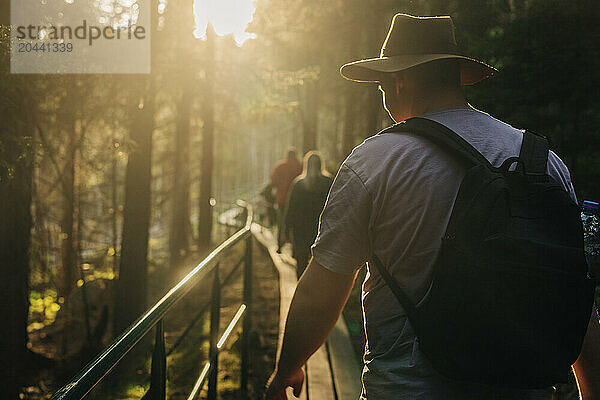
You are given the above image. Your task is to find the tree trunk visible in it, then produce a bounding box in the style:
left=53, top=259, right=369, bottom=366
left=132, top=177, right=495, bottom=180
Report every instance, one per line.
left=77, top=171, right=92, bottom=347
left=111, top=135, right=119, bottom=272
left=59, top=118, right=77, bottom=300
left=302, top=81, right=319, bottom=153
left=198, top=26, right=216, bottom=250
left=113, top=0, right=158, bottom=334
left=342, top=83, right=357, bottom=158
left=170, top=76, right=192, bottom=268
left=113, top=77, right=155, bottom=335
left=169, top=0, right=194, bottom=264
left=0, top=119, right=33, bottom=399
left=0, top=22, right=34, bottom=395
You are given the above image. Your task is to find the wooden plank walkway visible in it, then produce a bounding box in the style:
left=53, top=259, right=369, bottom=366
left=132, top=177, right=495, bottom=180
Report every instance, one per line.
left=328, top=317, right=363, bottom=399
left=252, top=223, right=362, bottom=400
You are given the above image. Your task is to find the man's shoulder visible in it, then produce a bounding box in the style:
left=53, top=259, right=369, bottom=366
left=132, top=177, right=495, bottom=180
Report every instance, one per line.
left=345, top=127, right=444, bottom=170
left=337, top=129, right=441, bottom=194
left=351, top=127, right=430, bottom=156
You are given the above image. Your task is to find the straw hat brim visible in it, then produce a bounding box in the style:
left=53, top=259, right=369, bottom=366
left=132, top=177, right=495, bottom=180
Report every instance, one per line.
left=340, top=54, right=497, bottom=86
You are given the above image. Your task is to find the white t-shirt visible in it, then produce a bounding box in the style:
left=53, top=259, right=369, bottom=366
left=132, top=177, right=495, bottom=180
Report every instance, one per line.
left=311, top=105, right=576, bottom=399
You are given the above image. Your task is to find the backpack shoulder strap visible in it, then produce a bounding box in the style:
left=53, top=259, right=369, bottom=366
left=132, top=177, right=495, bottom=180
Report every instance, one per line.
left=373, top=117, right=494, bottom=320
left=370, top=255, right=418, bottom=321
left=381, top=117, right=493, bottom=169
left=519, top=131, right=549, bottom=174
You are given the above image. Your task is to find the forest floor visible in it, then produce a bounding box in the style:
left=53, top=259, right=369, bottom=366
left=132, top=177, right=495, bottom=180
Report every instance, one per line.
left=23, top=236, right=280, bottom=400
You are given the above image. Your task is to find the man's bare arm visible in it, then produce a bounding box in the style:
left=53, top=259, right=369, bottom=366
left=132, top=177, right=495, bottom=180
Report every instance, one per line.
left=265, top=258, right=358, bottom=399
left=573, top=305, right=600, bottom=399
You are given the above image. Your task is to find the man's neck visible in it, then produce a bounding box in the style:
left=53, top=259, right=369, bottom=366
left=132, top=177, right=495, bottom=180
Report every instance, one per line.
left=395, top=87, right=468, bottom=122
left=419, top=96, right=468, bottom=116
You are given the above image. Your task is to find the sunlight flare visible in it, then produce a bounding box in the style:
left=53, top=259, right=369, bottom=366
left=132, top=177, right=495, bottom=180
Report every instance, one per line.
left=193, top=0, right=256, bottom=45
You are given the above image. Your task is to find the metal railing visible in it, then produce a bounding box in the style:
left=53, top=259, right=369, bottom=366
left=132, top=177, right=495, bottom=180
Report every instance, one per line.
left=50, top=204, right=254, bottom=400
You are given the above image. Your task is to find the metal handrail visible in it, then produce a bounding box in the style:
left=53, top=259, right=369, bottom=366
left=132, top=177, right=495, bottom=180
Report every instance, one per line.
left=186, top=304, right=247, bottom=400
left=166, top=257, right=244, bottom=357
left=50, top=205, right=253, bottom=400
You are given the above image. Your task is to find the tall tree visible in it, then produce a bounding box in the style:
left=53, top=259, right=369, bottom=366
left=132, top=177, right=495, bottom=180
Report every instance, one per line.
left=341, top=82, right=357, bottom=157
left=113, top=77, right=155, bottom=335
left=197, top=25, right=216, bottom=249
left=0, top=116, right=34, bottom=400
left=56, top=82, right=84, bottom=303
left=169, top=1, right=194, bottom=268
left=341, top=19, right=359, bottom=157
left=0, top=26, right=35, bottom=398
left=301, top=81, right=319, bottom=153
left=170, top=80, right=192, bottom=266
left=113, top=0, right=160, bottom=335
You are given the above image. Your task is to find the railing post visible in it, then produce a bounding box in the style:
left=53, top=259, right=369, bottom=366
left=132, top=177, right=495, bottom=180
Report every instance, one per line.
left=208, top=263, right=221, bottom=400
left=142, top=319, right=166, bottom=400
left=241, top=234, right=253, bottom=398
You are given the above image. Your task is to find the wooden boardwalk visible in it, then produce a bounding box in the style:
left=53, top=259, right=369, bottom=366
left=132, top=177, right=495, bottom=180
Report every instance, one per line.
left=253, top=224, right=362, bottom=400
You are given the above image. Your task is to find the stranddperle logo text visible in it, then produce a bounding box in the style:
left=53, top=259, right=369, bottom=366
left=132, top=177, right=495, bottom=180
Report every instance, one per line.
left=11, top=0, right=151, bottom=74
left=15, top=20, right=147, bottom=46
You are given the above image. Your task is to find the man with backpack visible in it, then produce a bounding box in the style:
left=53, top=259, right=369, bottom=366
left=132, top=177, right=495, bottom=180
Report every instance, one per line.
left=266, top=14, right=599, bottom=399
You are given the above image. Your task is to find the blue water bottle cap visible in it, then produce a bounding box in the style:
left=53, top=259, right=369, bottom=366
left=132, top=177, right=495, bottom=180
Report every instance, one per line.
left=582, top=200, right=599, bottom=214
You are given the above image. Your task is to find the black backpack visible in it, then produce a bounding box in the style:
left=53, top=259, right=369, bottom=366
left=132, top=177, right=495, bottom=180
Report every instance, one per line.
left=371, top=117, right=595, bottom=389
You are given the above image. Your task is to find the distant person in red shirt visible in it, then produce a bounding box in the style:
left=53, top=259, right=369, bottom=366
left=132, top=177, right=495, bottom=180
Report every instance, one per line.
left=266, top=148, right=303, bottom=252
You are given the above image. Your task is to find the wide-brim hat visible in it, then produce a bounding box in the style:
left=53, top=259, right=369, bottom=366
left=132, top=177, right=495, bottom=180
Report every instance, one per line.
left=340, top=14, right=497, bottom=85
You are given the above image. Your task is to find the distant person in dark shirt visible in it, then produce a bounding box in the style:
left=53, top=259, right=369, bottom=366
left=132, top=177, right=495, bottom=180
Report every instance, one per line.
left=285, top=152, right=333, bottom=279
left=266, top=148, right=303, bottom=251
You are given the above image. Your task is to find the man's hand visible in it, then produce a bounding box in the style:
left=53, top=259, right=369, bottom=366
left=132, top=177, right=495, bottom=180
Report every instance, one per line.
left=265, top=367, right=304, bottom=400
left=265, top=259, right=358, bottom=399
